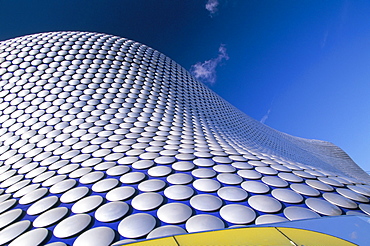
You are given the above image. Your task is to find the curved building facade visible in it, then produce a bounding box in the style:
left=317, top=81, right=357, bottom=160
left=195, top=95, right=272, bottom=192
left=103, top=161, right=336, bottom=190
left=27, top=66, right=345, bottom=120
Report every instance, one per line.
left=0, top=32, right=369, bottom=245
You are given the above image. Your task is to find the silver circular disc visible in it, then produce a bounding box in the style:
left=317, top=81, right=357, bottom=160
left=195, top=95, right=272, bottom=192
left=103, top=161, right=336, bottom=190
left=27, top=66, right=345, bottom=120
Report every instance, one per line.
left=229, top=156, right=248, bottom=162
left=248, top=195, right=282, bottom=213
left=120, top=172, right=146, bottom=184
left=6, top=179, right=31, bottom=194
left=106, top=166, right=130, bottom=176
left=255, top=166, right=278, bottom=175
left=92, top=178, right=119, bottom=192
left=71, top=195, right=103, bottom=213
left=0, top=209, right=22, bottom=230
left=219, top=204, right=256, bottom=224
left=138, top=179, right=166, bottom=192
left=118, top=213, right=156, bottom=238
left=213, top=164, right=236, bottom=173
left=278, top=173, right=303, bottom=183
left=27, top=195, right=59, bottom=215
left=270, top=164, right=292, bottom=172
left=1, top=175, right=24, bottom=188
left=118, top=157, right=139, bottom=165
left=167, top=173, right=193, bottom=185
left=322, top=192, right=358, bottom=209
left=261, top=176, right=288, bottom=188
left=60, top=186, right=89, bottom=203
left=106, top=186, right=136, bottom=201
left=190, top=194, right=222, bottom=211
left=193, top=159, right=215, bottom=167
left=293, top=170, right=316, bottom=179
left=231, top=162, right=253, bottom=170
left=164, top=185, right=194, bottom=200
left=237, top=170, right=262, bottom=180
left=58, top=164, right=79, bottom=175
left=318, top=177, right=344, bottom=187
left=69, top=168, right=92, bottom=179
left=172, top=161, right=194, bottom=171
left=248, top=161, right=268, bottom=167
left=290, top=183, right=320, bottom=196
left=255, top=214, right=289, bottom=225
left=305, top=198, right=342, bottom=216
left=331, top=177, right=353, bottom=185
left=191, top=168, right=216, bottom=178
left=336, top=188, right=369, bottom=203
left=193, top=179, right=221, bottom=192
left=241, top=181, right=269, bottom=194
left=13, top=184, right=40, bottom=198
left=131, top=192, right=163, bottom=211
left=284, top=206, right=320, bottom=221
left=42, top=175, right=66, bottom=187
left=73, top=227, right=115, bottom=246
left=148, top=166, right=172, bottom=177
left=157, top=203, right=192, bottom=224
left=359, top=204, right=370, bottom=215
left=175, top=153, right=195, bottom=161
left=154, top=156, right=175, bottom=165
left=79, top=171, right=104, bottom=184
left=271, top=189, right=303, bottom=203
left=306, top=180, right=333, bottom=192
left=95, top=201, right=130, bottom=222
left=132, top=160, right=154, bottom=169
left=49, top=179, right=76, bottom=194
left=346, top=210, right=367, bottom=216
left=146, top=225, right=186, bottom=239
left=53, top=214, right=91, bottom=238
left=347, top=185, right=370, bottom=196
left=8, top=228, right=48, bottom=246
left=0, top=220, right=31, bottom=245
left=185, top=214, right=225, bottom=233
left=213, top=156, right=232, bottom=164
left=0, top=193, right=11, bottom=202
left=33, top=207, right=69, bottom=228
left=217, top=173, right=243, bottom=185
left=217, top=187, right=248, bottom=201
left=19, top=187, right=47, bottom=204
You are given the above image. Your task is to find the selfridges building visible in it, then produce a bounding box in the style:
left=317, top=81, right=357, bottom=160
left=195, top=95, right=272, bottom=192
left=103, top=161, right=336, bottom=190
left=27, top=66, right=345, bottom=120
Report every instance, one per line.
left=0, top=32, right=369, bottom=246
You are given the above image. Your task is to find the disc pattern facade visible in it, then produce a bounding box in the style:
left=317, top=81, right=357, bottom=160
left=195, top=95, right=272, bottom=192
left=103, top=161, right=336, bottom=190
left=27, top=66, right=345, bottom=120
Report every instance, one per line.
left=0, top=32, right=369, bottom=246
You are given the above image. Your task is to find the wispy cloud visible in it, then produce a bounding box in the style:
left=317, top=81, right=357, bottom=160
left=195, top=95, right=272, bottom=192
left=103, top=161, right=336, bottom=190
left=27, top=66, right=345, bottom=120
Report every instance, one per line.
left=350, top=231, right=358, bottom=240
left=205, top=0, right=219, bottom=16
left=191, top=44, right=229, bottom=84
left=260, top=108, right=271, bottom=124
left=320, top=30, right=329, bottom=49
left=321, top=30, right=329, bottom=48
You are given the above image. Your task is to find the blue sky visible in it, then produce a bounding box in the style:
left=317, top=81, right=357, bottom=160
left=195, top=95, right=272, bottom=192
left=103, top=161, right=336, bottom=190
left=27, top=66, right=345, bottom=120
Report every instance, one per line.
left=1, top=0, right=370, bottom=172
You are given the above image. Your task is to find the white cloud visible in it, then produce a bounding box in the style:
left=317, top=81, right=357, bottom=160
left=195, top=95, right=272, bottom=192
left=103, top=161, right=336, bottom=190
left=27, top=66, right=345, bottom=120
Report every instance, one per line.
left=205, top=0, right=219, bottom=16
left=260, top=109, right=271, bottom=124
left=321, top=30, right=329, bottom=48
left=191, top=44, right=229, bottom=84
